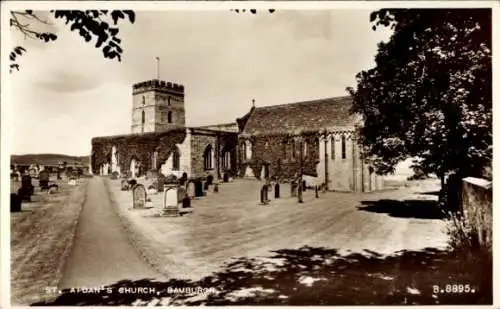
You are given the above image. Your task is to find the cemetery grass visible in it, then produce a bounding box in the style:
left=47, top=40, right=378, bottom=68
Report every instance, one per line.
left=105, top=178, right=450, bottom=280
left=42, top=177, right=490, bottom=305
left=10, top=178, right=88, bottom=305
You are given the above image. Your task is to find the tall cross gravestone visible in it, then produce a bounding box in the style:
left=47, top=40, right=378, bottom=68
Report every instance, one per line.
left=132, top=184, right=147, bottom=209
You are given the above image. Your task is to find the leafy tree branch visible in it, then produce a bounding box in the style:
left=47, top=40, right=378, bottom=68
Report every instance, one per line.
left=9, top=10, right=135, bottom=73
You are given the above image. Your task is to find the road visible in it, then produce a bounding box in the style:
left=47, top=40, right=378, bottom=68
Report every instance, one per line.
left=59, top=177, right=162, bottom=289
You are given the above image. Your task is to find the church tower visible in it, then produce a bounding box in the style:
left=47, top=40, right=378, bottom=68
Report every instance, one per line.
left=131, top=79, right=186, bottom=134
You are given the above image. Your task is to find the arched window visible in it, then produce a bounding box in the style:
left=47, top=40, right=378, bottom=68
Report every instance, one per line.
left=341, top=135, right=347, bottom=159
left=167, top=97, right=171, bottom=106
left=240, top=142, right=246, bottom=162
left=331, top=136, right=335, bottom=160
left=291, top=141, right=296, bottom=160
left=303, top=140, right=308, bottom=158
left=142, top=96, right=145, bottom=105
left=172, top=147, right=180, bottom=171
left=223, top=151, right=231, bottom=169
left=141, top=110, right=145, bottom=124
left=204, top=145, right=213, bottom=170
left=167, top=111, right=172, bottom=123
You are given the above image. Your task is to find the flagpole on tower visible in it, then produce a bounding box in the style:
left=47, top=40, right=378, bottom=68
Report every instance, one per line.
left=155, top=56, right=160, bottom=80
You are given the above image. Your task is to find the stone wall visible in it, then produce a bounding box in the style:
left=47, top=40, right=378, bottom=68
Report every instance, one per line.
left=190, top=131, right=238, bottom=180
left=238, top=132, right=320, bottom=180
left=461, top=177, right=492, bottom=246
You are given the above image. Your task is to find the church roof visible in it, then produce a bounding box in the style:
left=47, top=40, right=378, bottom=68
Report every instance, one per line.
left=240, top=96, right=355, bottom=136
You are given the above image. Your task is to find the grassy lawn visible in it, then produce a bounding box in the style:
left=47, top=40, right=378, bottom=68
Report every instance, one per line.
left=105, top=178, right=449, bottom=280
left=34, top=177, right=491, bottom=305
left=10, top=177, right=88, bottom=305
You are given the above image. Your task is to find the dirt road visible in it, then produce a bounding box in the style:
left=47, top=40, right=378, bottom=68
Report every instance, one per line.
left=59, top=177, right=161, bottom=289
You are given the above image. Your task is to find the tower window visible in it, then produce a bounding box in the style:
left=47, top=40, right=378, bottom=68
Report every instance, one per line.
left=141, top=110, right=145, bottom=124
left=142, top=96, right=145, bottom=105
left=167, top=111, right=172, bottom=123
left=167, top=97, right=171, bottom=106
left=341, top=135, right=346, bottom=159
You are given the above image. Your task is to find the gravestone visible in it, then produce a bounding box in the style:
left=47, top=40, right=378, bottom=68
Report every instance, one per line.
left=223, top=173, right=229, bottom=183
left=315, top=185, right=319, bottom=198
left=290, top=181, right=297, bottom=197
left=132, top=184, right=147, bottom=209
left=213, top=182, right=219, bottom=193
left=110, top=172, right=118, bottom=180
left=68, top=179, right=77, bottom=186
left=162, top=185, right=179, bottom=216
left=297, top=182, right=303, bottom=203
left=177, top=186, right=187, bottom=203
left=179, top=173, right=188, bottom=186
left=206, top=175, right=214, bottom=186
left=260, top=184, right=269, bottom=205
left=302, top=180, right=307, bottom=191
left=156, top=174, right=166, bottom=192
left=187, top=181, right=195, bottom=198
left=275, top=183, right=280, bottom=198
left=194, top=179, right=203, bottom=198
left=121, top=179, right=129, bottom=191
left=19, top=175, right=33, bottom=201
left=11, top=193, right=21, bottom=212
left=39, top=170, right=50, bottom=190
left=203, top=181, right=209, bottom=192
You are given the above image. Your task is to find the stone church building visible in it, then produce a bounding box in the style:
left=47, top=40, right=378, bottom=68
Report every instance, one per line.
left=91, top=78, right=383, bottom=192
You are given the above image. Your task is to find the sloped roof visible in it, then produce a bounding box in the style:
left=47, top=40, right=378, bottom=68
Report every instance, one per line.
left=240, top=96, right=355, bottom=136
left=194, top=122, right=239, bottom=133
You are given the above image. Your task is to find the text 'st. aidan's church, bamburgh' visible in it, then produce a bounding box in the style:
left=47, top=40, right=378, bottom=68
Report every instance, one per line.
left=91, top=78, right=384, bottom=192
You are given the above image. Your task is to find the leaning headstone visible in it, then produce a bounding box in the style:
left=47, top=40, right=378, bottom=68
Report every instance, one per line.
left=179, top=188, right=193, bottom=215
left=275, top=183, right=280, bottom=198
left=162, top=185, right=179, bottom=216
left=132, top=184, right=147, bottom=209
left=11, top=194, right=21, bottom=212
left=121, top=179, right=129, bottom=191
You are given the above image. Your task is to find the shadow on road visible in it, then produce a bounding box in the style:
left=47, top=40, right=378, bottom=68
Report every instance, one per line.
left=32, top=246, right=491, bottom=306
left=357, top=199, right=446, bottom=220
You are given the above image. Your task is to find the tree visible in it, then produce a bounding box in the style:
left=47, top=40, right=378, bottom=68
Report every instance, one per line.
left=347, top=9, right=492, bottom=190
left=9, top=10, right=135, bottom=72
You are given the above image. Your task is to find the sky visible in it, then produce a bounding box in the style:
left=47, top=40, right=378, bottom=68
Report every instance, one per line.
left=8, top=9, right=392, bottom=156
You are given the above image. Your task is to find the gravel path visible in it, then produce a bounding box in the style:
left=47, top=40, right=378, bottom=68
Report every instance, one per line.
left=59, top=177, right=162, bottom=289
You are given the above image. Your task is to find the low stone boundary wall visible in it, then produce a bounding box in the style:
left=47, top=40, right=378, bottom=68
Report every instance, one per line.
left=461, top=177, right=492, bottom=246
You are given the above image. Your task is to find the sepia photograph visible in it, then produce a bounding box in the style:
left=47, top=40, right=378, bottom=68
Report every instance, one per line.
left=2, top=1, right=495, bottom=307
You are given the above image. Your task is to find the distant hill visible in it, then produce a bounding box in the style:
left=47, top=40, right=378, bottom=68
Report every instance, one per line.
left=11, top=154, right=90, bottom=166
